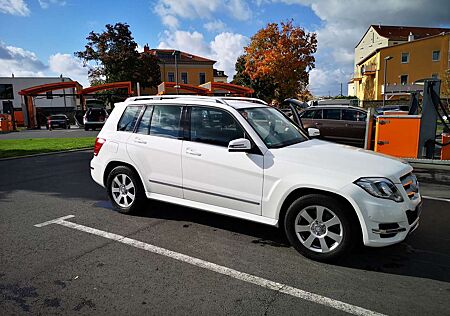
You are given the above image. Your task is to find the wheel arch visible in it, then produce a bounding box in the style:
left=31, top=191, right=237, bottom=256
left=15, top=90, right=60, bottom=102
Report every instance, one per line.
left=103, top=160, right=145, bottom=190
left=277, top=187, right=363, bottom=241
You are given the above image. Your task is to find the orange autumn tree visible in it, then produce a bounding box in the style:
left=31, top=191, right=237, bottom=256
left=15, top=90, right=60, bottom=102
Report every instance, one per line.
left=244, top=20, right=317, bottom=101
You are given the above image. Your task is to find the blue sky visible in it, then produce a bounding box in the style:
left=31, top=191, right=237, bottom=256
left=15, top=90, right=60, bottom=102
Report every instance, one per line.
left=0, top=0, right=449, bottom=96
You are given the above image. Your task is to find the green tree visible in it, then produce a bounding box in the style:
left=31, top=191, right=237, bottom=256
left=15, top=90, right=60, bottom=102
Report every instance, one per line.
left=75, top=22, right=161, bottom=89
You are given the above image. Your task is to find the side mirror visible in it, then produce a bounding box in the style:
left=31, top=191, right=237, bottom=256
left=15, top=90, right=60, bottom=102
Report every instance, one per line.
left=228, top=138, right=252, bottom=152
left=308, top=127, right=320, bottom=137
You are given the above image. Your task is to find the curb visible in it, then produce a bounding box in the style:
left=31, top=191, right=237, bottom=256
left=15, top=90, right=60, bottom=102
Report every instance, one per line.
left=0, top=147, right=93, bottom=161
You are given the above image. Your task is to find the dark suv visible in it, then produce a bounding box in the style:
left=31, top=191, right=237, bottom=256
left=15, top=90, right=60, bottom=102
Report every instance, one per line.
left=83, top=108, right=109, bottom=131
left=299, top=106, right=367, bottom=147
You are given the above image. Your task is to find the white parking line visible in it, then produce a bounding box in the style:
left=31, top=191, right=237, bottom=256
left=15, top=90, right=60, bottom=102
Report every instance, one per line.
left=35, top=215, right=386, bottom=316
left=422, top=196, right=450, bottom=203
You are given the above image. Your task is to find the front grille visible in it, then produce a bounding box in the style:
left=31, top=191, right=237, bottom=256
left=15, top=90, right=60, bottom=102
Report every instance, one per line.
left=400, top=172, right=419, bottom=200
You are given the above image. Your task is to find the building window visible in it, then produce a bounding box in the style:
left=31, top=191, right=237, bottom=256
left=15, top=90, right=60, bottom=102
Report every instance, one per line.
left=0, top=84, right=13, bottom=99
left=199, top=73, right=206, bottom=84
left=431, top=73, right=439, bottom=79
left=400, top=75, right=408, bottom=85
left=46, top=91, right=53, bottom=99
left=181, top=72, right=188, bottom=84
left=401, top=52, right=409, bottom=63
left=168, top=72, right=175, bottom=82
left=432, top=50, right=440, bottom=61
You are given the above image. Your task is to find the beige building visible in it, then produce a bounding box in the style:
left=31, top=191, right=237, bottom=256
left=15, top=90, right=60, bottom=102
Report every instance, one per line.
left=349, top=25, right=449, bottom=96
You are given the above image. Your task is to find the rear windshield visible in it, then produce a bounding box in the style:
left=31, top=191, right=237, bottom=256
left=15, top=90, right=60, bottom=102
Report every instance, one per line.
left=50, top=115, right=66, bottom=120
left=87, top=108, right=107, bottom=119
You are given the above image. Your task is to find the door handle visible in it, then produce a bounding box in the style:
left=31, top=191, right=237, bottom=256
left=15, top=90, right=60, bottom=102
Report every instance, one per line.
left=186, top=148, right=201, bottom=156
left=134, top=138, right=147, bottom=144
left=315, top=122, right=322, bottom=126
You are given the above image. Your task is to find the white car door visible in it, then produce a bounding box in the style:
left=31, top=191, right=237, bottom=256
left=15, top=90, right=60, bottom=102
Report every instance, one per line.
left=127, top=104, right=184, bottom=198
left=182, top=106, right=263, bottom=215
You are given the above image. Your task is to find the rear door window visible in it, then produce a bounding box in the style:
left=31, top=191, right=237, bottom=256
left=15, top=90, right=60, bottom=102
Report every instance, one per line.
left=117, top=106, right=143, bottom=132
left=149, top=105, right=183, bottom=139
left=342, top=109, right=358, bottom=121
left=323, top=109, right=341, bottom=120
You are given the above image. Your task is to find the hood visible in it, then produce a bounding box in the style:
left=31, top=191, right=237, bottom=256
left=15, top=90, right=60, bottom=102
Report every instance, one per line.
left=271, top=139, right=412, bottom=183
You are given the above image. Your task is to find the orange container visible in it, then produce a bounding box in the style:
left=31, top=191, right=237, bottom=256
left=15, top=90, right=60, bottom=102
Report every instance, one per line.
left=441, top=133, right=450, bottom=160
left=374, top=115, right=421, bottom=158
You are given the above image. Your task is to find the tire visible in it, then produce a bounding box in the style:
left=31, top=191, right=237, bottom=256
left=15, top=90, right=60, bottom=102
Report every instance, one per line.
left=106, top=166, right=146, bottom=214
left=84, top=126, right=89, bottom=131
left=68, top=125, right=71, bottom=129
left=284, top=194, right=356, bottom=262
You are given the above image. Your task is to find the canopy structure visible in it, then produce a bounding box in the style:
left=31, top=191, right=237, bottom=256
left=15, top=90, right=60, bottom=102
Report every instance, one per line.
left=157, top=82, right=209, bottom=95
left=200, top=82, right=254, bottom=96
left=19, top=81, right=83, bottom=129
left=19, top=81, right=133, bottom=128
left=78, top=82, right=133, bottom=111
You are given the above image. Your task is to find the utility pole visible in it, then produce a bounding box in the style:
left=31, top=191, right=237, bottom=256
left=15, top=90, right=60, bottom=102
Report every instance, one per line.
left=172, top=50, right=180, bottom=95
left=383, top=56, right=393, bottom=107
left=340, top=82, right=343, bottom=96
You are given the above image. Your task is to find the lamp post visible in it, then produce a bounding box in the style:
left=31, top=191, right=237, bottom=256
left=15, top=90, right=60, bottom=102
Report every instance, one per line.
left=172, top=50, right=180, bottom=94
left=383, top=56, right=393, bottom=107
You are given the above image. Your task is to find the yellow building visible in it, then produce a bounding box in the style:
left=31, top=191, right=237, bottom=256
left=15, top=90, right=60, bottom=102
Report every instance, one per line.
left=352, top=31, right=449, bottom=101
left=141, top=47, right=215, bottom=94
left=349, top=25, right=449, bottom=98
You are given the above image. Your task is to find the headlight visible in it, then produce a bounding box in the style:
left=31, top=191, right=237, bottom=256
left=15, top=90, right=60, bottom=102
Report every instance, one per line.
left=354, top=177, right=404, bottom=202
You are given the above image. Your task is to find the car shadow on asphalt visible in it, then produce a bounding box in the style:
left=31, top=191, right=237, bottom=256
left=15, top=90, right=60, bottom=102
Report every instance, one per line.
left=97, top=198, right=450, bottom=284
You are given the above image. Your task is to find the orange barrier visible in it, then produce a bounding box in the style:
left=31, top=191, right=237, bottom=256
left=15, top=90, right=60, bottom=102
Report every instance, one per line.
left=374, top=115, right=421, bottom=158
left=14, top=111, right=24, bottom=127
left=0, top=114, right=13, bottom=132
left=441, top=133, right=450, bottom=160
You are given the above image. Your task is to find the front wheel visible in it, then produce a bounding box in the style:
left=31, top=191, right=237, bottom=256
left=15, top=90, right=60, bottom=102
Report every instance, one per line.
left=106, top=166, right=146, bottom=214
left=284, top=194, right=356, bottom=262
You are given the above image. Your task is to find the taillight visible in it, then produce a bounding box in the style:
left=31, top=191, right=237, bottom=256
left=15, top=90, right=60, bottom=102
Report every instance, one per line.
left=93, top=137, right=106, bottom=156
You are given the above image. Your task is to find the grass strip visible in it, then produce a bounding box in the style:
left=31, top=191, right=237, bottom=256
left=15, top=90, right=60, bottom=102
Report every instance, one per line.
left=0, top=137, right=96, bottom=158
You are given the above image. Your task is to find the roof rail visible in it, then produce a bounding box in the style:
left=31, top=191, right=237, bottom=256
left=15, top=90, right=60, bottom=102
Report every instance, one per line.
left=125, top=95, right=267, bottom=105
left=125, top=95, right=226, bottom=104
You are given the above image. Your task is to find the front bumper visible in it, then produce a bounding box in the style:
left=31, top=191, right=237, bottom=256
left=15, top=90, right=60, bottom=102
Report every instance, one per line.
left=341, top=182, right=422, bottom=247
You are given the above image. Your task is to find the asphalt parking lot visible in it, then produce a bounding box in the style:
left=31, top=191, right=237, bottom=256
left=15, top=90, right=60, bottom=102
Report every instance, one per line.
left=1, top=151, right=450, bottom=315
left=0, top=127, right=99, bottom=140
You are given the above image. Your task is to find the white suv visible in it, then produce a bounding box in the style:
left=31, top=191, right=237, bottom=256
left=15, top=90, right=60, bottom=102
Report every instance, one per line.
left=91, top=96, right=422, bottom=261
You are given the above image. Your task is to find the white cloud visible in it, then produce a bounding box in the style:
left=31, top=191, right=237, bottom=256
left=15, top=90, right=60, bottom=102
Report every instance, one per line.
left=273, top=0, right=450, bottom=95
left=210, top=32, right=249, bottom=78
left=204, top=19, right=227, bottom=33
left=0, top=42, right=89, bottom=86
left=38, top=0, right=66, bottom=9
left=158, top=30, right=249, bottom=80
left=0, top=42, right=46, bottom=76
left=48, top=53, right=89, bottom=86
left=154, top=0, right=251, bottom=28
left=0, top=0, right=30, bottom=16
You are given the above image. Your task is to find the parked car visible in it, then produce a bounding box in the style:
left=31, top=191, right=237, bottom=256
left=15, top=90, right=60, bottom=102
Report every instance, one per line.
left=299, top=106, right=368, bottom=147
left=90, top=96, right=421, bottom=262
left=375, top=105, right=410, bottom=116
left=83, top=107, right=109, bottom=131
left=46, top=114, right=70, bottom=129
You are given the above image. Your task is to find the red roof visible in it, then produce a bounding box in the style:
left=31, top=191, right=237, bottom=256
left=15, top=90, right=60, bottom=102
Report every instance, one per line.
left=144, top=47, right=215, bottom=63
left=371, top=25, right=450, bottom=41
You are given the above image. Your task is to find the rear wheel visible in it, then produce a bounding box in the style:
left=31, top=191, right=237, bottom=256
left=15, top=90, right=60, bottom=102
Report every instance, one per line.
left=107, top=166, right=146, bottom=214
left=284, top=194, right=355, bottom=262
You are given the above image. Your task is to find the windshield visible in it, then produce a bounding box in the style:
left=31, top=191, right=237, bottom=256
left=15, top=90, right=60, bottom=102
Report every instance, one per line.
left=239, top=107, right=308, bottom=148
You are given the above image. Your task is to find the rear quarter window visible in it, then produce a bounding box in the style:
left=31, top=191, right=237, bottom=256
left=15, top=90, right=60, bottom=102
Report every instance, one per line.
left=117, top=106, right=142, bottom=132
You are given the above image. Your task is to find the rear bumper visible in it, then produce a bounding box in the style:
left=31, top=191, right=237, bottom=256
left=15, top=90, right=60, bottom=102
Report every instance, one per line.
left=90, top=157, right=105, bottom=188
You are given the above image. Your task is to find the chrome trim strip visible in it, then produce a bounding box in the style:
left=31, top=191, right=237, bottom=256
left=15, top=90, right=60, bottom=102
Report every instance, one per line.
left=372, top=227, right=407, bottom=235
left=149, top=179, right=260, bottom=205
